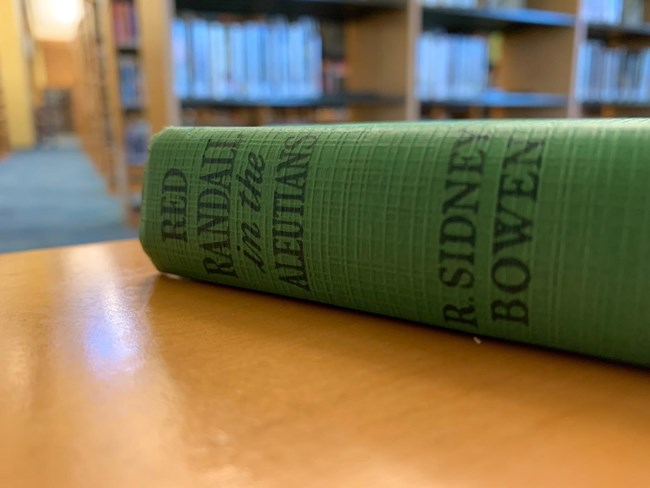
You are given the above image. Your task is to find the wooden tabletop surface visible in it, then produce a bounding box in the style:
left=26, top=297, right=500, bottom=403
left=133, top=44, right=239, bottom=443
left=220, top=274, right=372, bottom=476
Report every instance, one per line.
left=1, top=239, right=649, bottom=487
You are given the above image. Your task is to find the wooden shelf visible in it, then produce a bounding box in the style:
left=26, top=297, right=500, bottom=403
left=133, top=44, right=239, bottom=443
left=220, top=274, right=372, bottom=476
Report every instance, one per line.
left=421, top=90, right=567, bottom=108
left=582, top=100, right=650, bottom=108
left=587, top=22, right=650, bottom=39
left=181, top=92, right=404, bottom=109
left=176, top=0, right=405, bottom=18
left=422, top=7, right=575, bottom=31
left=123, top=105, right=146, bottom=113
left=116, top=45, right=140, bottom=54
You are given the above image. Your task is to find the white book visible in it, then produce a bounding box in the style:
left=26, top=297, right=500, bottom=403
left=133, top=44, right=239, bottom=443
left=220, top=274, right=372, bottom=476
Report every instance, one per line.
left=618, top=51, right=629, bottom=102
left=427, top=33, right=438, bottom=100
left=612, top=47, right=624, bottom=102
left=447, top=35, right=457, bottom=99
left=440, top=34, right=452, bottom=100
left=267, top=18, right=281, bottom=96
left=588, top=42, right=600, bottom=101
left=277, top=18, right=291, bottom=98
left=623, top=0, right=644, bottom=25
left=575, top=43, right=589, bottom=101
left=621, top=51, right=635, bottom=101
left=630, top=50, right=641, bottom=102
left=585, top=0, right=601, bottom=22
left=172, top=18, right=189, bottom=99
left=592, top=0, right=601, bottom=22
left=229, top=23, right=246, bottom=98
left=299, top=18, right=311, bottom=97
left=587, top=42, right=598, bottom=100
left=459, top=36, right=470, bottom=98
left=424, top=33, right=432, bottom=100
left=190, top=18, right=211, bottom=99
left=245, top=21, right=261, bottom=99
left=466, top=37, right=476, bottom=98
left=460, top=37, right=470, bottom=99
left=598, top=49, right=613, bottom=102
left=298, top=18, right=312, bottom=98
left=288, top=20, right=304, bottom=97
left=416, top=34, right=428, bottom=100
left=209, top=21, right=228, bottom=100
left=611, top=0, right=624, bottom=23
left=603, top=0, right=612, bottom=23
left=628, top=51, right=642, bottom=101
left=595, top=0, right=603, bottom=22
left=479, top=37, right=489, bottom=95
left=471, top=37, right=480, bottom=97
left=604, top=48, right=620, bottom=101
left=258, top=22, right=271, bottom=99
left=580, top=0, right=589, bottom=20
left=595, top=43, right=606, bottom=101
left=638, top=49, right=650, bottom=102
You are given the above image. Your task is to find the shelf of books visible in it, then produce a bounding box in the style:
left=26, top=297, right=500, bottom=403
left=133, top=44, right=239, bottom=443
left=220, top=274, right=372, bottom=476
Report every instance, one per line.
left=416, top=0, right=578, bottom=119
left=576, top=0, right=650, bottom=117
left=99, top=0, right=650, bottom=224
left=171, top=1, right=412, bottom=126
left=103, top=0, right=151, bottom=225
left=74, top=0, right=116, bottom=188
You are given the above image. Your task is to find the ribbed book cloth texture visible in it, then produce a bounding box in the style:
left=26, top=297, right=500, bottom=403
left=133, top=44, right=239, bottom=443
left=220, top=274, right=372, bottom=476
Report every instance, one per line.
left=140, top=120, right=650, bottom=365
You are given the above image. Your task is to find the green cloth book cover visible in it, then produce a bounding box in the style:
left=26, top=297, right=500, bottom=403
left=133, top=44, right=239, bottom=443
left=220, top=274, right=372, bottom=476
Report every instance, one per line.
left=139, top=120, right=650, bottom=366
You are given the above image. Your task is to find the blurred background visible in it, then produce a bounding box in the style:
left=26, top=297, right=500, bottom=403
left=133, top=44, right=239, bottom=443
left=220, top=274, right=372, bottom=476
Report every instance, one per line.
left=1, top=0, right=649, bottom=253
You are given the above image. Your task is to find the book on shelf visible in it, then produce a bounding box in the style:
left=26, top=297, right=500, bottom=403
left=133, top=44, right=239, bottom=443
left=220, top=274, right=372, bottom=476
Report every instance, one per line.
left=421, top=0, right=526, bottom=8
left=582, top=0, right=644, bottom=25
left=483, top=0, right=525, bottom=7
left=190, top=17, right=211, bottom=99
left=118, top=55, right=144, bottom=108
left=139, top=120, right=650, bottom=367
left=417, top=31, right=489, bottom=101
left=576, top=40, right=650, bottom=103
left=623, top=0, right=645, bottom=25
left=421, top=0, right=477, bottom=7
left=321, top=21, right=347, bottom=95
left=112, top=0, right=138, bottom=47
left=124, top=119, right=150, bottom=165
left=173, top=15, right=325, bottom=103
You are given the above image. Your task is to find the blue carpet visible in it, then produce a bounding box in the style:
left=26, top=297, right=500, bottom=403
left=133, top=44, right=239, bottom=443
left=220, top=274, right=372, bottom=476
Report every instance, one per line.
left=0, top=146, right=138, bottom=253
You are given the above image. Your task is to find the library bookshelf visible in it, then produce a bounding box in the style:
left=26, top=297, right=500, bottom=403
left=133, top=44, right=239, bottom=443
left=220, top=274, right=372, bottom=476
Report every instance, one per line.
left=75, top=0, right=120, bottom=191
left=96, top=0, right=650, bottom=225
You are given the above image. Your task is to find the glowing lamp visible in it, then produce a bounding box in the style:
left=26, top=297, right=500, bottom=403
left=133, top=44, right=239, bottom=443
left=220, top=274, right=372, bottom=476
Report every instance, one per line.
left=27, top=0, right=84, bottom=42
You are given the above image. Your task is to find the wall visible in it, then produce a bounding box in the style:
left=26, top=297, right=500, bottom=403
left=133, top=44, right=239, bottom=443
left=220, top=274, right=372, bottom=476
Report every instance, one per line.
left=40, top=41, right=76, bottom=89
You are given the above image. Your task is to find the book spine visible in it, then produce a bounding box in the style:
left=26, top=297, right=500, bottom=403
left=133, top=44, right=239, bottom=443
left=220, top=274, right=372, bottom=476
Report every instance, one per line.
left=172, top=18, right=189, bottom=99
left=140, top=121, right=650, bottom=366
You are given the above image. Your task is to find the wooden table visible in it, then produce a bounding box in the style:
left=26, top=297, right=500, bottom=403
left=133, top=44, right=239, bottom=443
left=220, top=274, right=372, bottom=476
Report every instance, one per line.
left=1, top=240, right=649, bottom=487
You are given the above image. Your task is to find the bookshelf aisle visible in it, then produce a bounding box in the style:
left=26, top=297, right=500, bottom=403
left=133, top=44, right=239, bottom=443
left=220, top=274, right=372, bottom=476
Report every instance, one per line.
left=100, top=0, right=650, bottom=225
left=101, top=0, right=154, bottom=225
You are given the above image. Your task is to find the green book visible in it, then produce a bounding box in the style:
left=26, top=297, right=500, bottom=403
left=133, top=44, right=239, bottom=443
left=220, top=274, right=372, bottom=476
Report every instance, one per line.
left=139, top=120, right=650, bottom=366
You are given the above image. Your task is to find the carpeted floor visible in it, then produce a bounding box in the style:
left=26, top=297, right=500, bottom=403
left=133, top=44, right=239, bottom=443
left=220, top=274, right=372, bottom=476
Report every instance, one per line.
left=0, top=144, right=138, bottom=254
